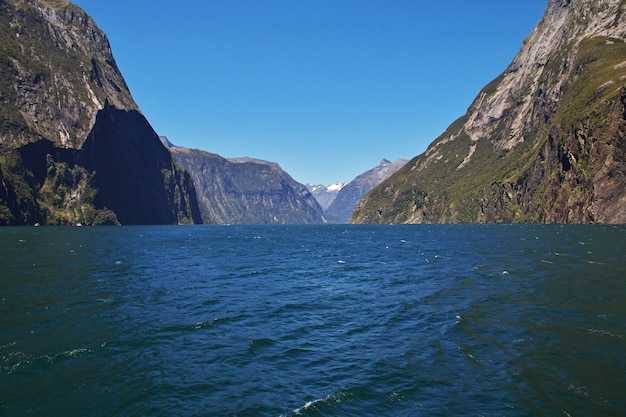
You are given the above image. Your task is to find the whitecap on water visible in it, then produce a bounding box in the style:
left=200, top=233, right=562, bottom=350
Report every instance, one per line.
left=0, top=341, right=17, bottom=350
left=47, top=348, right=92, bottom=364
left=290, top=399, right=321, bottom=415
left=194, top=317, right=229, bottom=330
left=586, top=328, right=623, bottom=338
left=287, top=391, right=351, bottom=416
left=388, top=391, right=405, bottom=402
left=64, top=348, right=90, bottom=357
left=194, top=320, right=215, bottom=329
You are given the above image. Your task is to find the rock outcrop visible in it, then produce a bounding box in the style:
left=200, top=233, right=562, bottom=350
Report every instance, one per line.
left=0, top=0, right=201, bottom=225
left=162, top=139, right=325, bottom=224
left=352, top=0, right=626, bottom=224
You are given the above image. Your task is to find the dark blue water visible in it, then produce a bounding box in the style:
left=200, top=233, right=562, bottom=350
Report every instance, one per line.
left=1, top=225, right=625, bottom=416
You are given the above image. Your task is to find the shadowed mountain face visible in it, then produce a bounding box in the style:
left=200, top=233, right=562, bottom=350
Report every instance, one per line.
left=80, top=105, right=202, bottom=225
left=353, top=0, right=626, bottom=224
left=0, top=0, right=201, bottom=225
left=163, top=139, right=325, bottom=224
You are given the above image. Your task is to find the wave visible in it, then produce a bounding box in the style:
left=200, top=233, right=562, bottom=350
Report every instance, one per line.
left=285, top=391, right=353, bottom=416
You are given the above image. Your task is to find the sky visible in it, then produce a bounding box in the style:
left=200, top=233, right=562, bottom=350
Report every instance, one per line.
left=73, top=1, right=547, bottom=185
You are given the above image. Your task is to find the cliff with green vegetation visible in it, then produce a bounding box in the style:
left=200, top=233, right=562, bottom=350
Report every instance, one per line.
left=162, top=138, right=324, bottom=224
left=352, top=0, right=626, bottom=224
left=0, top=0, right=201, bottom=225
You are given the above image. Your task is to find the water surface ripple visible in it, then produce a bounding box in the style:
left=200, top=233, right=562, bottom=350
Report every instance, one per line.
left=1, top=225, right=625, bottom=416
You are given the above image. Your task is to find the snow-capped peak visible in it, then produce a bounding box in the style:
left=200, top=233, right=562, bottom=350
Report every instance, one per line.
left=327, top=182, right=347, bottom=192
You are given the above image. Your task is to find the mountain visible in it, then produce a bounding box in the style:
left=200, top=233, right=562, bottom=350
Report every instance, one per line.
left=353, top=0, right=626, bottom=224
left=324, top=158, right=407, bottom=223
left=162, top=138, right=325, bottom=224
left=0, top=0, right=201, bottom=225
left=306, top=182, right=347, bottom=211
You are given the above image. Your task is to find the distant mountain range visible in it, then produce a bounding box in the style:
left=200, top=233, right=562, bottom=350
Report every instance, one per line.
left=306, top=183, right=347, bottom=211
left=162, top=138, right=325, bottom=224
left=306, top=159, right=407, bottom=223
left=324, top=159, right=407, bottom=223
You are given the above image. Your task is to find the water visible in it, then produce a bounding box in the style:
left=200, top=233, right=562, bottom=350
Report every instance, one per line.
left=1, top=224, right=625, bottom=416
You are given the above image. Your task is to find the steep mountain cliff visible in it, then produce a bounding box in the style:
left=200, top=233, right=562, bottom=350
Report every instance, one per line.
left=325, top=159, right=407, bottom=223
left=353, top=0, right=626, bottom=224
left=0, top=0, right=201, bottom=225
left=162, top=138, right=325, bottom=224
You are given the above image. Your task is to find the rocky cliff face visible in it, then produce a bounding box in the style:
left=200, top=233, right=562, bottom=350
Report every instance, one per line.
left=0, top=0, right=201, bottom=225
left=0, top=0, right=135, bottom=148
left=353, top=0, right=626, bottom=224
left=163, top=139, right=325, bottom=224
left=324, top=159, right=407, bottom=223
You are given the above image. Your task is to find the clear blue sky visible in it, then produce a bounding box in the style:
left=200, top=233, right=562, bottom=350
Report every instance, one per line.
left=74, top=1, right=547, bottom=185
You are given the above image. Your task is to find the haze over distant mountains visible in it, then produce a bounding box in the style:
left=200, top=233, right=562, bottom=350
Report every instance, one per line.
left=321, top=159, right=407, bottom=223
left=306, top=183, right=347, bottom=211
left=161, top=137, right=325, bottom=224
left=165, top=135, right=404, bottom=224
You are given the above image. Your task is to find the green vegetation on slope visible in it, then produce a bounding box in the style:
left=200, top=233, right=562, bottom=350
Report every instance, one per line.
left=353, top=34, right=626, bottom=224
left=553, top=37, right=626, bottom=133
left=0, top=0, right=125, bottom=147
left=0, top=141, right=119, bottom=225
